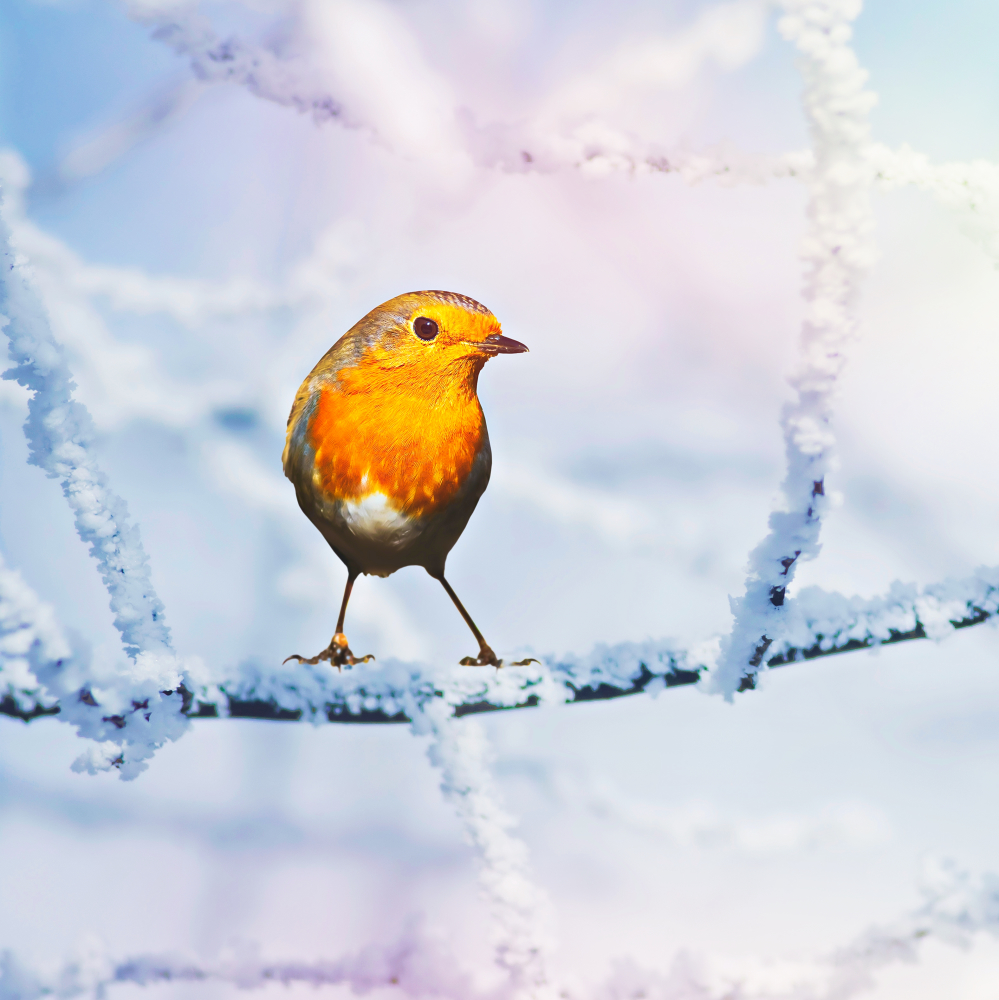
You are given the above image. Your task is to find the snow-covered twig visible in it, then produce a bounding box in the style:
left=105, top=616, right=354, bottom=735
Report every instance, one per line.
left=0, top=183, right=200, bottom=778
left=0, top=550, right=196, bottom=778
left=5, top=566, right=996, bottom=727
left=119, top=0, right=999, bottom=239
left=122, top=0, right=807, bottom=185
left=124, top=0, right=778, bottom=179
left=462, top=121, right=813, bottom=182
left=120, top=0, right=999, bottom=262
left=812, top=858, right=999, bottom=999
left=3, top=860, right=998, bottom=1000
left=0, top=922, right=480, bottom=1000
left=870, top=143, right=999, bottom=264
left=123, top=2, right=350, bottom=127
left=0, top=554, right=66, bottom=720
left=0, top=189, right=170, bottom=657
left=714, top=0, right=878, bottom=695
left=125, top=0, right=798, bottom=182
left=414, top=702, right=553, bottom=996
left=585, top=859, right=999, bottom=999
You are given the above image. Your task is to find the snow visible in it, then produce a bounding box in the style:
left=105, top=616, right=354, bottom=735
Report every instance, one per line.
left=415, top=701, right=553, bottom=993
left=2, top=0, right=999, bottom=996
left=4, top=859, right=999, bottom=999
left=123, top=0, right=355, bottom=128
left=6, top=552, right=997, bottom=733
left=0, top=550, right=196, bottom=778
left=714, top=0, right=878, bottom=695
left=0, top=196, right=197, bottom=776
left=0, top=186, right=171, bottom=659
left=870, top=145, right=999, bottom=265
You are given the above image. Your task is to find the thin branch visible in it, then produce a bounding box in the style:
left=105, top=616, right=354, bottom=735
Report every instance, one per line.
left=714, top=0, right=878, bottom=694
left=0, top=198, right=171, bottom=657
left=123, top=3, right=351, bottom=128
left=0, top=194, right=195, bottom=777
left=416, top=702, right=552, bottom=988
left=5, top=575, right=996, bottom=726
left=5, top=857, right=999, bottom=1000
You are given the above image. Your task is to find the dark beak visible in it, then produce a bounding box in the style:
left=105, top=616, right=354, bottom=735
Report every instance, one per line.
left=480, top=333, right=529, bottom=355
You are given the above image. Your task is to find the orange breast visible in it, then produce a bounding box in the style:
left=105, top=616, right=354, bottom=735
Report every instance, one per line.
left=307, top=376, right=486, bottom=521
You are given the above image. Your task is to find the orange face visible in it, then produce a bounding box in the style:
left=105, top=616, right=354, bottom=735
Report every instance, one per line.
left=299, top=291, right=526, bottom=520
left=330, top=292, right=523, bottom=394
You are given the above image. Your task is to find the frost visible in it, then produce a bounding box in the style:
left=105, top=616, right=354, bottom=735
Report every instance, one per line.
left=416, top=702, right=553, bottom=993
left=70, top=741, right=125, bottom=776
left=0, top=189, right=170, bottom=658
left=0, top=923, right=480, bottom=1000
left=122, top=1, right=352, bottom=128
left=0, top=554, right=66, bottom=715
left=5, top=859, right=999, bottom=1000
left=714, top=0, right=877, bottom=696
left=871, top=144, right=999, bottom=265
left=0, top=184, right=198, bottom=776
left=771, top=566, right=999, bottom=661
left=0, top=551, right=194, bottom=778
left=6, top=563, right=996, bottom=732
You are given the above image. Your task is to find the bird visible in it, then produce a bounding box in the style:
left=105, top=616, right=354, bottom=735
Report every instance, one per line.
left=282, top=290, right=535, bottom=669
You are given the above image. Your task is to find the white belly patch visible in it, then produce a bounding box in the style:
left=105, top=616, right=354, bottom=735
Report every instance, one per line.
left=340, top=492, right=419, bottom=548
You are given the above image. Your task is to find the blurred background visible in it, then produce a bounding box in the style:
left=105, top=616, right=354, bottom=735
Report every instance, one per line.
left=2, top=0, right=999, bottom=996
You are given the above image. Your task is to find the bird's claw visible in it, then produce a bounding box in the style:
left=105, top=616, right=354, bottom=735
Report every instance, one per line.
left=459, top=649, right=540, bottom=669
left=283, top=633, right=374, bottom=672
left=460, top=643, right=501, bottom=667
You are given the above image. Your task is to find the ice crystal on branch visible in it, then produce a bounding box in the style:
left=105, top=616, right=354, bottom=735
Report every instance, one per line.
left=5, top=859, right=999, bottom=1000
left=0, top=196, right=170, bottom=657
left=416, top=703, right=553, bottom=993
left=0, top=181, right=197, bottom=777
left=713, top=0, right=878, bottom=695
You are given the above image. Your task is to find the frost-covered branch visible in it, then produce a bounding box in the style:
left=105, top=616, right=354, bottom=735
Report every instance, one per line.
left=0, top=195, right=170, bottom=657
left=121, top=0, right=999, bottom=235
left=0, top=552, right=194, bottom=778
left=0, top=187, right=198, bottom=777
left=870, top=143, right=999, bottom=264
left=462, top=122, right=813, bottom=182
left=124, top=0, right=799, bottom=182
left=123, top=0, right=779, bottom=178
left=814, top=858, right=999, bottom=999
left=714, top=0, right=878, bottom=695
left=123, top=2, right=350, bottom=127
left=0, top=922, right=481, bottom=1000
left=415, top=704, right=552, bottom=994
left=5, top=567, right=997, bottom=727
left=119, top=0, right=803, bottom=184
left=4, top=859, right=998, bottom=1000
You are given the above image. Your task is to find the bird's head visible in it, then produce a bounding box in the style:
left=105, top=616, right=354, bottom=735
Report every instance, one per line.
left=332, top=290, right=528, bottom=399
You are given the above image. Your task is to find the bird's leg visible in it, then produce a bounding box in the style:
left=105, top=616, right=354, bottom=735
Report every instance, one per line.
left=433, top=572, right=498, bottom=665
left=283, top=570, right=375, bottom=671
left=430, top=571, right=538, bottom=668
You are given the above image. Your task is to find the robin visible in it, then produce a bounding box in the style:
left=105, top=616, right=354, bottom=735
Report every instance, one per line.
left=283, top=290, right=534, bottom=669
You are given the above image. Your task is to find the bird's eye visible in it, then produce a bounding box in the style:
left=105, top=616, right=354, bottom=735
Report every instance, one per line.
left=414, top=317, right=439, bottom=341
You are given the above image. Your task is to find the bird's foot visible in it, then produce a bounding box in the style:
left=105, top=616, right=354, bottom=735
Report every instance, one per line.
left=459, top=645, right=540, bottom=669
left=283, top=633, right=375, bottom=672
